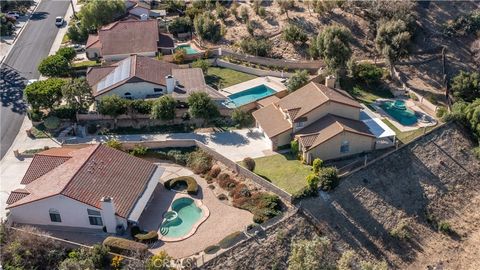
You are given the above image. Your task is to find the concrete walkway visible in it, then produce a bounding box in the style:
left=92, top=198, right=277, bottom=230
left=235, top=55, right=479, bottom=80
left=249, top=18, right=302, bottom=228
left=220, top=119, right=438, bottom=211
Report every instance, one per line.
left=139, top=163, right=253, bottom=259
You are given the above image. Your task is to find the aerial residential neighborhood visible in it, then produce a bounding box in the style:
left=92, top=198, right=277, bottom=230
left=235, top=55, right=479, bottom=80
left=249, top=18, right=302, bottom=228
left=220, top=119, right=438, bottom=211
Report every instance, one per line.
left=0, top=0, right=479, bottom=269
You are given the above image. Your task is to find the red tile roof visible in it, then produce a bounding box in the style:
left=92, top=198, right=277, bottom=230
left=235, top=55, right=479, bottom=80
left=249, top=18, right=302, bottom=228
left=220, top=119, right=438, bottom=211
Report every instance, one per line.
left=6, top=189, right=30, bottom=205
left=7, top=144, right=158, bottom=219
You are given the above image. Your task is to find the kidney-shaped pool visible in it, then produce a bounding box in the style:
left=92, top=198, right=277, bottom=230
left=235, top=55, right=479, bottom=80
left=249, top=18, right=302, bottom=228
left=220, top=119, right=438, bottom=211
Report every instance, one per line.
left=159, top=197, right=208, bottom=240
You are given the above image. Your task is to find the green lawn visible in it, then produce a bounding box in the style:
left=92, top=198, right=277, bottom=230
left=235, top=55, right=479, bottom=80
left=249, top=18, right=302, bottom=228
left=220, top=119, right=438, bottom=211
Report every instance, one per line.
left=205, top=67, right=257, bottom=89
left=340, top=77, right=394, bottom=104
left=71, top=60, right=101, bottom=69
left=252, top=153, right=312, bottom=194
left=382, top=119, right=438, bottom=144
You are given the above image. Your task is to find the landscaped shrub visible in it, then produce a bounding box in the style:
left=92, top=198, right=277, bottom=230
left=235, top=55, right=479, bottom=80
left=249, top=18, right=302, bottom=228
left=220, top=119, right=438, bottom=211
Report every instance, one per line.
left=102, top=237, right=148, bottom=255
left=134, top=231, right=158, bottom=243
left=129, top=144, right=148, bottom=157
left=27, top=109, right=44, bottom=122
left=217, top=172, right=230, bottom=181
left=291, top=140, right=299, bottom=156
left=229, top=183, right=251, bottom=199
left=233, top=192, right=281, bottom=223
left=351, top=63, right=383, bottom=85
left=312, top=158, right=324, bottom=173
left=436, top=106, right=448, bottom=118
left=239, top=37, right=272, bottom=57
left=204, top=245, right=220, bottom=254
left=164, top=176, right=199, bottom=195
left=318, top=167, right=339, bottom=191
left=306, top=173, right=320, bottom=193
left=218, top=231, right=243, bottom=249
left=105, top=139, right=122, bottom=150
left=242, top=157, right=256, bottom=171
left=51, top=105, right=76, bottom=120
left=208, top=165, right=221, bottom=178
left=187, top=149, right=213, bottom=174
left=43, top=116, right=60, bottom=130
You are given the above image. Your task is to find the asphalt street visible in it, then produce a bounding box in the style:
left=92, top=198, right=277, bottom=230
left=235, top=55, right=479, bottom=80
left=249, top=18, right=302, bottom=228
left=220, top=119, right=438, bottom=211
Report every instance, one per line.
left=0, top=0, right=70, bottom=159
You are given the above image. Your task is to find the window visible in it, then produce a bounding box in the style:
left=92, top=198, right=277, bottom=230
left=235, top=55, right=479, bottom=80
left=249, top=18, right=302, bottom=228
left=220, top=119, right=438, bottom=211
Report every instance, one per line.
left=87, top=209, right=103, bottom=226
left=340, top=140, right=350, bottom=153
left=154, top=88, right=163, bottom=93
left=49, top=209, right=61, bottom=223
left=295, top=121, right=305, bottom=128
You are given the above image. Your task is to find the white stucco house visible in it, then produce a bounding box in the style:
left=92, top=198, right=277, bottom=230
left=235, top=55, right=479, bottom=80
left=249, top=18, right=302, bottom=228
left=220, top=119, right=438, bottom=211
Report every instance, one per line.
left=86, top=54, right=226, bottom=102
left=5, top=144, right=163, bottom=233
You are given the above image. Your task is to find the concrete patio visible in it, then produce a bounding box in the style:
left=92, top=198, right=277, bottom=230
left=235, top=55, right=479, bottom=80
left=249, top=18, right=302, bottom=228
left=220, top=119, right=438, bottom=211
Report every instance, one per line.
left=138, top=163, right=253, bottom=258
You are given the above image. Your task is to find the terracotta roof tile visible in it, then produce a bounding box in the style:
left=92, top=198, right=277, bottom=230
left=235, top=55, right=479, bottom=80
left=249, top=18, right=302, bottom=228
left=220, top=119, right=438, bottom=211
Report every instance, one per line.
left=256, top=95, right=280, bottom=107
left=277, top=82, right=361, bottom=121
left=295, top=114, right=374, bottom=150
left=6, top=189, right=30, bottom=205
left=7, top=144, right=158, bottom=219
left=252, top=104, right=292, bottom=138
left=21, top=155, right=71, bottom=184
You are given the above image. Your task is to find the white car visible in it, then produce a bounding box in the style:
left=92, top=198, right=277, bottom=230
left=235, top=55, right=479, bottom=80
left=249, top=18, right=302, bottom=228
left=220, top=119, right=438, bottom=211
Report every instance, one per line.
left=67, top=44, right=86, bottom=52
left=55, top=16, right=64, bottom=27
left=6, top=11, right=21, bottom=19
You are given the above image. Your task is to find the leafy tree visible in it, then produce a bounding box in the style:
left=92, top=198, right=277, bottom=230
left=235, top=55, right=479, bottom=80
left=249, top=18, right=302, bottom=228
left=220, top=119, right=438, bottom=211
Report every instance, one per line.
left=38, top=54, right=71, bottom=77
left=318, top=167, right=338, bottom=191
left=146, top=250, right=172, bottom=270
left=287, top=70, right=309, bottom=93
left=464, top=99, right=480, bottom=139
left=451, top=71, right=480, bottom=102
left=105, top=139, right=123, bottom=150
left=151, top=95, right=176, bottom=121
left=187, top=92, right=219, bottom=125
left=0, top=13, right=15, bottom=36
left=291, top=140, right=299, bottom=156
left=308, top=36, right=320, bottom=59
left=78, top=0, right=125, bottom=30
left=350, top=62, right=384, bottom=86
left=194, top=12, right=223, bottom=43
left=192, top=58, right=211, bottom=74
left=282, top=24, right=308, bottom=44
left=67, top=22, right=89, bottom=43
left=306, top=173, right=320, bottom=193
left=312, top=158, right=324, bottom=173
left=97, top=95, right=127, bottom=119
left=276, top=0, right=295, bottom=19
left=168, top=16, right=192, bottom=36
left=239, top=37, right=272, bottom=57
left=24, top=78, right=65, bottom=110
left=231, top=108, right=253, bottom=128
left=215, top=1, right=229, bottom=21
left=130, top=99, right=154, bottom=114
left=56, top=47, right=76, bottom=62
left=337, top=250, right=388, bottom=270
left=317, top=25, right=353, bottom=75
left=375, top=19, right=411, bottom=72
left=61, top=77, right=93, bottom=111
left=172, top=48, right=186, bottom=64
left=165, top=0, right=186, bottom=13
left=288, top=236, right=334, bottom=270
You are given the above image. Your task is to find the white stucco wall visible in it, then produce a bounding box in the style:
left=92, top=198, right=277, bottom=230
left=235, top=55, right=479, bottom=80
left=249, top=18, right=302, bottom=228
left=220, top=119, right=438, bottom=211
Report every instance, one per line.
left=128, top=166, right=165, bottom=222
left=8, top=195, right=126, bottom=230
left=97, top=82, right=166, bottom=100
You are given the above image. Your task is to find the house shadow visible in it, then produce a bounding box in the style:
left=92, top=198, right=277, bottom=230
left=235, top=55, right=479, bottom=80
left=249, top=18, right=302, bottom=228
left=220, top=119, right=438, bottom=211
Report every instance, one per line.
left=209, top=131, right=249, bottom=146
left=166, top=132, right=207, bottom=144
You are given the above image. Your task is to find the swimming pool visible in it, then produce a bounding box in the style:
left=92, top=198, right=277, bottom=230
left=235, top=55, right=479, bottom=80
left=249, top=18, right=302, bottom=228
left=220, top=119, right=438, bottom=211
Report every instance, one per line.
left=380, top=100, right=418, bottom=126
left=176, top=44, right=199, bottom=55
left=160, top=197, right=203, bottom=238
left=227, top=84, right=276, bottom=107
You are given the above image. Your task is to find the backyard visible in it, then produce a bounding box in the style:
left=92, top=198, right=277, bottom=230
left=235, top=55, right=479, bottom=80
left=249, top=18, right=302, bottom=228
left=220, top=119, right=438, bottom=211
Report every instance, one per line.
left=382, top=119, right=438, bottom=144
left=340, top=77, right=394, bottom=104
left=253, top=153, right=312, bottom=194
left=205, top=67, right=257, bottom=89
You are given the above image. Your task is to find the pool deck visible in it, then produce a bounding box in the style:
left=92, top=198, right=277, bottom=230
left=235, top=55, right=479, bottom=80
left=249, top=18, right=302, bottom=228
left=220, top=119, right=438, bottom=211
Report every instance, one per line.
left=219, top=76, right=287, bottom=96
left=139, top=162, right=253, bottom=259
left=372, top=98, right=437, bottom=132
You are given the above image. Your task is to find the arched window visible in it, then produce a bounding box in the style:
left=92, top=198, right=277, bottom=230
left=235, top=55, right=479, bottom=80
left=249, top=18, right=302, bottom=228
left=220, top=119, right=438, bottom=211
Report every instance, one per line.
left=49, top=208, right=62, bottom=222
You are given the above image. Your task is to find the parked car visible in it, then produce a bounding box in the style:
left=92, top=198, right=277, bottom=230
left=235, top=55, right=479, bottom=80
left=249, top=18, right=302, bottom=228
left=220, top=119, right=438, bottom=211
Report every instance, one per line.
left=6, top=11, right=21, bottom=19
left=67, top=44, right=85, bottom=52
left=55, top=16, right=64, bottom=27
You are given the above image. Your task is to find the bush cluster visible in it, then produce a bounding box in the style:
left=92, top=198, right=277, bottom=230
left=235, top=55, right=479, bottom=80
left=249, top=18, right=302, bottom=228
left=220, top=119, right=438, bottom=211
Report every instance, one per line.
left=102, top=236, right=148, bottom=255
left=134, top=231, right=159, bottom=243
left=350, top=62, right=383, bottom=85
left=239, top=37, right=272, bottom=57
left=242, top=157, right=256, bottom=171
left=187, top=149, right=213, bottom=174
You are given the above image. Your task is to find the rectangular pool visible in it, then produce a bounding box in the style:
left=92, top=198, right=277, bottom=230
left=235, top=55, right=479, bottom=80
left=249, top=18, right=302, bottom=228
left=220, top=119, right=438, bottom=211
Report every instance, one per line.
left=227, top=84, right=276, bottom=107
left=176, top=44, right=199, bottom=55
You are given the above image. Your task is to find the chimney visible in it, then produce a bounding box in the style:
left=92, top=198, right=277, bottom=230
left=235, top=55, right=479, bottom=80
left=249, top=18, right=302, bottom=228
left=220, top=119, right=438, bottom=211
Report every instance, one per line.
left=140, top=13, right=148, bottom=21
left=325, top=75, right=336, bottom=89
left=101, top=197, right=117, bottom=233
left=165, top=75, right=175, bottom=94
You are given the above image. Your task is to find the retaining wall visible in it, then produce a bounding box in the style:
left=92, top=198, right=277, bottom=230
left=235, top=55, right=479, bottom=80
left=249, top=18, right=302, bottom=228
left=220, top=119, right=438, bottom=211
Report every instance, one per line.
left=215, top=59, right=294, bottom=78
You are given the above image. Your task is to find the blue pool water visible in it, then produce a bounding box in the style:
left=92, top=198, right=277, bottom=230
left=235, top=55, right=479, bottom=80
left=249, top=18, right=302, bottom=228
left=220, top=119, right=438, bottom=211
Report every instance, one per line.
left=227, top=84, right=276, bottom=107
left=160, top=197, right=203, bottom=238
left=380, top=100, right=418, bottom=126
left=176, top=44, right=199, bottom=55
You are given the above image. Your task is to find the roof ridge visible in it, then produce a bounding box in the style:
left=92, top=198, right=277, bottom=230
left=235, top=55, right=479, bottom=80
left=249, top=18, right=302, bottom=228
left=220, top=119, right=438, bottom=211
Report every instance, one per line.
left=59, top=144, right=102, bottom=195
left=131, top=54, right=137, bottom=76
left=312, top=81, right=330, bottom=101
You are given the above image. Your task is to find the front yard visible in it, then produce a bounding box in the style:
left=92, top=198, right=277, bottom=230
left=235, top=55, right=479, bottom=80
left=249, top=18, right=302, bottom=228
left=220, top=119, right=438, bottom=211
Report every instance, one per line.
left=205, top=67, right=257, bottom=89
left=253, top=153, right=312, bottom=194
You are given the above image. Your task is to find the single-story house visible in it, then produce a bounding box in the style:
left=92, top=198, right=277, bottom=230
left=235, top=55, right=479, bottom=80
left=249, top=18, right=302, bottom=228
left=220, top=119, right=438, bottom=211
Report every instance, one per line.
left=253, top=76, right=377, bottom=163
left=86, top=54, right=226, bottom=102
left=5, top=144, right=163, bottom=233
left=86, top=19, right=159, bottom=61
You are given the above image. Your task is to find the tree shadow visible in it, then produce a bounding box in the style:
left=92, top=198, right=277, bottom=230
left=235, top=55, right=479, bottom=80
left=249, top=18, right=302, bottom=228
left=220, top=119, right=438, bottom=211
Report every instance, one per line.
left=0, top=64, right=27, bottom=113
left=30, top=11, right=49, bottom=20
left=204, top=74, right=224, bottom=90
left=209, top=131, right=249, bottom=146
left=245, top=129, right=265, bottom=140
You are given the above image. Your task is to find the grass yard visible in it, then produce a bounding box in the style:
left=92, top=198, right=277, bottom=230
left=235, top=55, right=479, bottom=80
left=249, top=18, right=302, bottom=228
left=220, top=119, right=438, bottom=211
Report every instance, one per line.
left=340, top=77, right=394, bottom=104
left=252, top=153, right=312, bottom=194
left=71, top=60, right=101, bottom=69
left=382, top=119, right=438, bottom=144
left=205, top=67, right=257, bottom=89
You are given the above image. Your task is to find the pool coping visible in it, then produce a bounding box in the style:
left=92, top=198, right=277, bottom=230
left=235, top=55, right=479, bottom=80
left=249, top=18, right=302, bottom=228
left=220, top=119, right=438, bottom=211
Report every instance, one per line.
left=373, top=98, right=437, bottom=132
left=158, top=194, right=210, bottom=242
left=220, top=77, right=287, bottom=108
